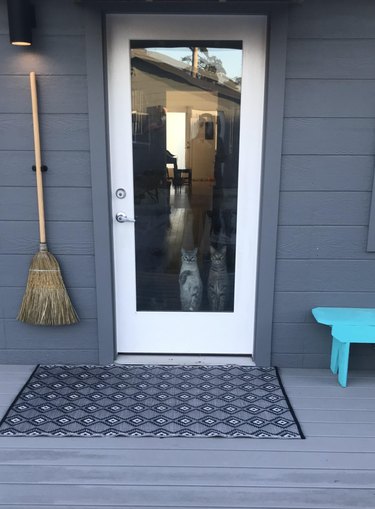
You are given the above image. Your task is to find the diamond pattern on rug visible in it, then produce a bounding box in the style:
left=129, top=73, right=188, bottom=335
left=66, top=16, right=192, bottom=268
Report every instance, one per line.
left=0, top=365, right=304, bottom=438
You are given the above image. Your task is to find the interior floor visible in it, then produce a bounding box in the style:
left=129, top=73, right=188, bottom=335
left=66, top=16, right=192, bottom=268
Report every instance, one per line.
left=136, top=181, right=236, bottom=312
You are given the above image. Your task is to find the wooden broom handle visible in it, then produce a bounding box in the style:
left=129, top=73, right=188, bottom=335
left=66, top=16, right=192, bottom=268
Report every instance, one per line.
left=30, top=72, right=47, bottom=245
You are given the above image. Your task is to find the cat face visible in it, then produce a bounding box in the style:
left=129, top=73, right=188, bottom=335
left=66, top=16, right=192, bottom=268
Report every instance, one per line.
left=210, top=245, right=227, bottom=264
left=181, top=247, right=198, bottom=263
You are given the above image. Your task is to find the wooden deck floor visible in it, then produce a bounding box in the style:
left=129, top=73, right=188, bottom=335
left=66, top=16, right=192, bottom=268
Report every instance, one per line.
left=0, top=365, right=374, bottom=508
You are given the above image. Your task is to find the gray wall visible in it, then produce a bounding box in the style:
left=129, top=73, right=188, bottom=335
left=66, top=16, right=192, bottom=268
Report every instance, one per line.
left=272, top=0, right=375, bottom=368
left=0, top=0, right=98, bottom=364
left=1, top=0, right=375, bottom=368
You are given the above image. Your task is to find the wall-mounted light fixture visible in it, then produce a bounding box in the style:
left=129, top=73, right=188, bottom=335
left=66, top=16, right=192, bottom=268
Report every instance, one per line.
left=7, top=0, right=35, bottom=46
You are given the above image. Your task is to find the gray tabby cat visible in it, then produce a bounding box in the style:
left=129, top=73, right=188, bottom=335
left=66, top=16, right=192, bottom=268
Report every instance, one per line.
left=179, top=248, right=202, bottom=311
left=207, top=245, right=228, bottom=312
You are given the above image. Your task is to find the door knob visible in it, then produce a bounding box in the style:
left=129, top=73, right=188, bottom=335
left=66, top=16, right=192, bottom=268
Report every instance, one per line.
left=116, top=212, right=136, bottom=223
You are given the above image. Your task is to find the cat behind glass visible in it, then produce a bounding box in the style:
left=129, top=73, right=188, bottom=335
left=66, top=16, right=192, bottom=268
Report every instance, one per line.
left=179, top=247, right=203, bottom=311
left=207, top=245, right=228, bottom=312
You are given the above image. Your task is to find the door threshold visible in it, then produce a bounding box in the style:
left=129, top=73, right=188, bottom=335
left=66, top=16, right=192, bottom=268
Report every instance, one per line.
left=115, top=354, right=255, bottom=366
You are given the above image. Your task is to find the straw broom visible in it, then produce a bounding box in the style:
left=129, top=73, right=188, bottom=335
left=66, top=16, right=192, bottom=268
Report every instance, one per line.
left=17, top=72, right=79, bottom=326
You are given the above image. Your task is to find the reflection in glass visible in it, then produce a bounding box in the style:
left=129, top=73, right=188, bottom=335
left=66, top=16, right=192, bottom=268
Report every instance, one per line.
left=130, top=42, right=242, bottom=312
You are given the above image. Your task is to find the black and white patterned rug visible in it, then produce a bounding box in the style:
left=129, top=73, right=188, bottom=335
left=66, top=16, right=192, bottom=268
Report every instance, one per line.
left=0, top=365, right=304, bottom=438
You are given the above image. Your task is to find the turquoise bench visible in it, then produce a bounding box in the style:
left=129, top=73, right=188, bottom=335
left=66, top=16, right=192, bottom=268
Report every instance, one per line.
left=312, top=307, right=375, bottom=387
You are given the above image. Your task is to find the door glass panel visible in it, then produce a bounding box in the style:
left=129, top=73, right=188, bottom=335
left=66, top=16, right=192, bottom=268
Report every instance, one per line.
left=131, top=41, right=242, bottom=312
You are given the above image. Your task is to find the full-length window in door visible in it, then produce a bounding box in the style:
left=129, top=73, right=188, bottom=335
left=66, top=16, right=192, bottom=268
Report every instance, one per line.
left=131, top=41, right=242, bottom=312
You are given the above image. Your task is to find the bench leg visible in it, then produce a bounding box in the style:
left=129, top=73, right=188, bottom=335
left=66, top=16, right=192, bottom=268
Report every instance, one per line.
left=337, top=341, right=350, bottom=388
left=330, top=336, right=340, bottom=374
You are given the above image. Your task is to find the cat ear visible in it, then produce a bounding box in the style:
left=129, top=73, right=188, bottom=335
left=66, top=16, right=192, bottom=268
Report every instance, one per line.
left=221, top=246, right=227, bottom=254
left=181, top=248, right=186, bottom=254
left=193, top=247, right=198, bottom=255
left=210, top=245, right=215, bottom=254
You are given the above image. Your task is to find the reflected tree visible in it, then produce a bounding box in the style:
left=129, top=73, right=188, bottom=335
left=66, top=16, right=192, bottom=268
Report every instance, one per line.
left=182, top=47, right=226, bottom=81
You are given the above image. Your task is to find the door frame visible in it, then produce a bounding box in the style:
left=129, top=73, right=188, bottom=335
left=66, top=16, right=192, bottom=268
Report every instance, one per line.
left=83, top=2, right=289, bottom=365
left=107, top=14, right=266, bottom=355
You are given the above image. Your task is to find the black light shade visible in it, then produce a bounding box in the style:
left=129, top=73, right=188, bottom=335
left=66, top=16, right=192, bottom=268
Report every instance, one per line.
left=7, top=0, right=35, bottom=46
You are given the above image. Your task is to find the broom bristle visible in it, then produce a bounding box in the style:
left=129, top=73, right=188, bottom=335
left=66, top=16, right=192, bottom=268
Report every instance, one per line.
left=17, top=250, right=79, bottom=326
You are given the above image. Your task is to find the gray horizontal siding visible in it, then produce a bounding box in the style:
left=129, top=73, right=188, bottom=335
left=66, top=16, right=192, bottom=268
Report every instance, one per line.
left=274, top=292, right=375, bottom=323
left=1, top=0, right=375, bottom=369
left=0, top=114, right=89, bottom=151
left=273, top=326, right=375, bottom=365
left=278, top=192, right=371, bottom=225
left=0, top=188, right=92, bottom=221
left=272, top=323, right=331, bottom=354
left=0, top=0, right=97, bottom=365
left=288, top=0, right=375, bottom=39
left=283, top=118, right=375, bottom=155
left=273, top=0, right=375, bottom=368
left=0, top=76, right=88, bottom=114
left=277, top=226, right=373, bottom=259
left=0, top=322, right=5, bottom=350
left=276, top=260, right=375, bottom=292
left=2, top=349, right=99, bottom=364
left=0, top=221, right=94, bottom=255
left=285, top=80, right=375, bottom=118
left=0, top=35, right=86, bottom=75
left=1, top=151, right=91, bottom=187
left=281, top=155, right=375, bottom=191
left=287, top=39, right=375, bottom=79
left=2, top=319, right=97, bottom=349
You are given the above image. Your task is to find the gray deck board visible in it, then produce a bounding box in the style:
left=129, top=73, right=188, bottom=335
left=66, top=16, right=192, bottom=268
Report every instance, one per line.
left=0, top=507, right=368, bottom=509
left=1, top=465, right=375, bottom=488
left=0, top=465, right=375, bottom=489
left=0, top=449, right=374, bottom=469
left=1, top=485, right=375, bottom=508
left=0, top=436, right=373, bottom=452
left=0, top=366, right=374, bottom=508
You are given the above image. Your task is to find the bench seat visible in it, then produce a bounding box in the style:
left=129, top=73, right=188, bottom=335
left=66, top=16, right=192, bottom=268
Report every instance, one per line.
left=312, top=307, right=375, bottom=387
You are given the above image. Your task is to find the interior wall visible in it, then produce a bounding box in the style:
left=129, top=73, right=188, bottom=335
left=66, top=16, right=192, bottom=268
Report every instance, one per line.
left=166, top=112, right=186, bottom=167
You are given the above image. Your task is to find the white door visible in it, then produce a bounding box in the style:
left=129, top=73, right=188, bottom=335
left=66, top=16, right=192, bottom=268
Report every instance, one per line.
left=107, top=15, right=267, bottom=354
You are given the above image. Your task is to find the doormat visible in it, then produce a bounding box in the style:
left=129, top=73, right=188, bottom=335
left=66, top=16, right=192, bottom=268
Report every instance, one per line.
left=0, top=365, right=304, bottom=438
